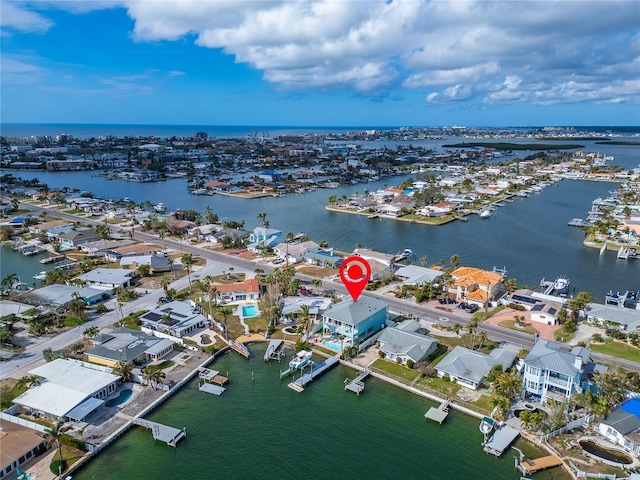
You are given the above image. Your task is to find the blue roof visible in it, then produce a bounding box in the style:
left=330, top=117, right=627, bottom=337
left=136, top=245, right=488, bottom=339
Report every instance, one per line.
left=621, top=398, right=640, bottom=417
left=11, top=217, right=26, bottom=223
left=66, top=396, right=104, bottom=420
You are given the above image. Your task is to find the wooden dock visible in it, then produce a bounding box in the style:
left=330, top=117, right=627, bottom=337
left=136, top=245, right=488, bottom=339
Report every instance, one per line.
left=518, top=455, right=562, bottom=474
left=198, top=368, right=228, bottom=395
left=133, top=418, right=186, bottom=446
left=344, top=367, right=370, bottom=395
left=288, top=357, right=339, bottom=392
left=424, top=399, right=451, bottom=424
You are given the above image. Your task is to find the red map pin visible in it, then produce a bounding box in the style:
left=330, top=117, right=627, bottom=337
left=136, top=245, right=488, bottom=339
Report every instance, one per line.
left=339, top=256, right=371, bottom=302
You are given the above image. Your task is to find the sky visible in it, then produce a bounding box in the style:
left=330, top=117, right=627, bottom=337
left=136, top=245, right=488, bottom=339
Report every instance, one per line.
left=1, top=0, right=639, bottom=127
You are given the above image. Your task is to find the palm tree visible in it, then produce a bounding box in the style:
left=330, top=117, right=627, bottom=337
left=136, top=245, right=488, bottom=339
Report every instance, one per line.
left=83, top=326, right=100, bottom=338
left=256, top=212, right=267, bottom=227
left=160, top=277, right=170, bottom=294
left=142, top=366, right=166, bottom=390
left=112, top=359, right=133, bottom=383
left=492, top=371, right=521, bottom=399
left=449, top=254, right=460, bottom=269
left=16, top=374, right=40, bottom=391
left=297, top=304, right=311, bottom=339
left=1, top=273, right=18, bottom=293
left=181, top=253, right=194, bottom=293
left=44, top=420, right=71, bottom=473
left=219, top=305, right=232, bottom=340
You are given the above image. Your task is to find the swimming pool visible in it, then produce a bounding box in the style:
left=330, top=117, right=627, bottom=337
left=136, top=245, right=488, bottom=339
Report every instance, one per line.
left=322, top=340, right=343, bottom=351
left=105, top=389, right=132, bottom=407
left=242, top=305, right=258, bottom=318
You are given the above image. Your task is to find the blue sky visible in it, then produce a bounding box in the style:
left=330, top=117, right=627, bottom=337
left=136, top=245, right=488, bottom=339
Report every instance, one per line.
left=1, top=0, right=639, bottom=127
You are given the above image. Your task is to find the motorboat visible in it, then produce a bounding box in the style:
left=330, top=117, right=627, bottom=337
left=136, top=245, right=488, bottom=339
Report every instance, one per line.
left=154, top=203, right=166, bottom=212
left=289, top=350, right=312, bottom=370
left=552, top=277, right=570, bottom=295
left=479, top=416, right=495, bottom=434
left=479, top=210, right=491, bottom=219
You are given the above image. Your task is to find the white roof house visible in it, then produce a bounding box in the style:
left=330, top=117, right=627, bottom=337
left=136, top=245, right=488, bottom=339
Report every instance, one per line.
left=76, top=268, right=136, bottom=289
left=13, top=359, right=120, bottom=422
left=377, top=319, right=439, bottom=365
left=395, top=265, right=443, bottom=285
left=585, top=303, right=640, bottom=332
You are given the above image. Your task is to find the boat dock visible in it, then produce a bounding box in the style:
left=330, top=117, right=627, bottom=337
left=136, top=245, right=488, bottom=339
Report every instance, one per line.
left=198, top=367, right=228, bottom=393
left=483, top=424, right=520, bottom=456
left=518, top=455, right=562, bottom=474
left=618, top=246, right=629, bottom=260
left=424, top=399, right=451, bottom=424
left=264, top=340, right=285, bottom=362
left=40, top=254, right=65, bottom=264
left=132, top=418, right=186, bottom=446
left=230, top=341, right=250, bottom=358
left=287, top=357, right=339, bottom=393
left=344, top=367, right=370, bottom=395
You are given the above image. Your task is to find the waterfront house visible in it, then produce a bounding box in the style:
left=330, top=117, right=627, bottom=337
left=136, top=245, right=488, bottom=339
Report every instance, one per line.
left=448, top=267, right=504, bottom=307
left=597, top=400, right=640, bottom=459
left=247, top=227, right=282, bottom=252
left=377, top=319, right=439, bottom=365
left=85, top=327, right=174, bottom=367
left=303, top=249, right=344, bottom=268
left=521, top=339, right=606, bottom=402
left=12, top=359, right=120, bottom=422
left=394, top=265, right=443, bottom=286
left=139, top=300, right=207, bottom=343
left=104, top=243, right=159, bottom=262
left=0, top=420, right=48, bottom=480
left=212, top=279, right=260, bottom=304
left=58, top=228, right=101, bottom=249
left=75, top=268, right=137, bottom=289
left=279, top=296, right=332, bottom=324
left=321, top=296, right=388, bottom=345
left=273, top=240, right=319, bottom=263
left=24, top=284, right=108, bottom=307
left=584, top=303, right=640, bottom=332
left=353, top=248, right=397, bottom=267
left=435, top=346, right=516, bottom=390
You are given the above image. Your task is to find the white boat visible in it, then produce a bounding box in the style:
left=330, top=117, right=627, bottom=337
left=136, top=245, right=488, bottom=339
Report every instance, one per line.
left=289, top=350, right=312, bottom=370
left=479, top=210, right=492, bottom=219
left=190, top=188, right=208, bottom=195
left=479, top=416, right=495, bottom=434
left=153, top=203, right=166, bottom=212
left=552, top=277, right=570, bottom=295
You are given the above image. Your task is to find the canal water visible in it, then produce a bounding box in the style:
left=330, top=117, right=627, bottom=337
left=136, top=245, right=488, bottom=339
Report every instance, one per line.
left=8, top=138, right=639, bottom=300
left=73, top=343, right=570, bottom=480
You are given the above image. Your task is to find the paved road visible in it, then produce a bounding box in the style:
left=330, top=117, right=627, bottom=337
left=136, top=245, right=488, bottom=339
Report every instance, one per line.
left=5, top=200, right=640, bottom=378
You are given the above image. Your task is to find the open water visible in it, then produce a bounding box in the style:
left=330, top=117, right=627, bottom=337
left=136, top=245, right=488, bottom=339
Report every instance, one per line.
left=7, top=140, right=639, bottom=300
left=73, top=344, right=570, bottom=480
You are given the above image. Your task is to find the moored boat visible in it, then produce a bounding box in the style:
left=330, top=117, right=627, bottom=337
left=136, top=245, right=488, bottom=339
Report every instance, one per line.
left=289, top=350, right=312, bottom=370
left=479, top=416, right=495, bottom=435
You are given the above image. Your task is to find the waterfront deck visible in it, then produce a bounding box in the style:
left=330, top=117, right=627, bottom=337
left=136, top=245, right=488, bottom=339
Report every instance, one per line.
left=424, top=399, right=451, bottom=424
left=288, top=357, right=339, bottom=392
left=199, top=368, right=228, bottom=386
left=133, top=418, right=186, bottom=447
left=199, top=383, right=225, bottom=395
left=483, top=424, right=520, bottom=456
left=518, top=455, right=562, bottom=474
left=344, top=367, right=370, bottom=395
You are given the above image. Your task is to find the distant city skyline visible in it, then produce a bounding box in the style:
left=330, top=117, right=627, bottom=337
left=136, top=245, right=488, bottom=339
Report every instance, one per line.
left=1, top=1, right=639, bottom=127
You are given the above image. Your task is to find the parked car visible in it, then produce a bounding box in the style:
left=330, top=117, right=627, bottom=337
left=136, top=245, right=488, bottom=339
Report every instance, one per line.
left=466, top=304, right=479, bottom=313
left=159, top=297, right=171, bottom=304
left=439, top=297, right=456, bottom=305
left=272, top=258, right=285, bottom=265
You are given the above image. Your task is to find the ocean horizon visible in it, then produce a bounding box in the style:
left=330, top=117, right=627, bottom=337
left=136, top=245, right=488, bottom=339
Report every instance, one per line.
left=1, top=123, right=639, bottom=140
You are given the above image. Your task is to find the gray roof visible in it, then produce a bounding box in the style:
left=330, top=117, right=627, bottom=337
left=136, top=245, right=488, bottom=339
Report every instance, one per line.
left=87, top=327, right=171, bottom=362
left=586, top=303, right=640, bottom=331
left=280, top=296, right=332, bottom=316
left=323, top=296, right=388, bottom=326
left=524, top=339, right=582, bottom=377
left=24, top=284, right=107, bottom=306
left=394, top=265, right=443, bottom=284
left=76, top=268, right=134, bottom=286
left=436, top=346, right=516, bottom=385
left=601, top=408, right=640, bottom=435
left=378, top=321, right=439, bottom=363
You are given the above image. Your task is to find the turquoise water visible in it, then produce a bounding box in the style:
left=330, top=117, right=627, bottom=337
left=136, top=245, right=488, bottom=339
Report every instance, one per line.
left=104, top=389, right=132, bottom=407
left=241, top=305, right=257, bottom=318
left=74, top=343, right=570, bottom=480
left=322, top=340, right=343, bottom=350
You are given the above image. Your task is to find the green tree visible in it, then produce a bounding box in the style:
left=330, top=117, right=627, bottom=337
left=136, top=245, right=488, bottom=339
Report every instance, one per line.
left=142, top=366, right=166, bottom=390
left=219, top=305, right=232, bottom=340
left=566, top=291, right=593, bottom=322
left=449, top=254, right=460, bottom=269
left=16, top=374, right=40, bottom=391
left=492, top=371, right=521, bottom=398
left=181, top=253, right=194, bottom=293
left=83, top=326, right=100, bottom=338
left=112, top=359, right=133, bottom=383
left=44, top=421, right=72, bottom=473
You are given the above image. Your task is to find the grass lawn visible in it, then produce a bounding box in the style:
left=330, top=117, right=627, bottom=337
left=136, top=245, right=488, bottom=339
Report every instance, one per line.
left=554, top=325, right=576, bottom=343
left=417, top=376, right=462, bottom=397
left=371, top=358, right=421, bottom=382
left=210, top=273, right=246, bottom=284
left=499, top=319, right=537, bottom=335
left=590, top=341, right=640, bottom=363
left=156, top=360, right=175, bottom=369
left=245, top=316, right=269, bottom=334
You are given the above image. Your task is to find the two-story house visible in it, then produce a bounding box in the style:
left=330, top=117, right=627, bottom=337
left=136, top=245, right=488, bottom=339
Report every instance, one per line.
left=521, top=339, right=606, bottom=402
left=321, top=296, right=388, bottom=346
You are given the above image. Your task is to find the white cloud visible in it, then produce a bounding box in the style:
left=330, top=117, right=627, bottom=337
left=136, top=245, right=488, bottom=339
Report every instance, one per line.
left=0, top=1, right=53, bottom=33
left=6, top=0, right=640, bottom=108
left=0, top=54, right=46, bottom=83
